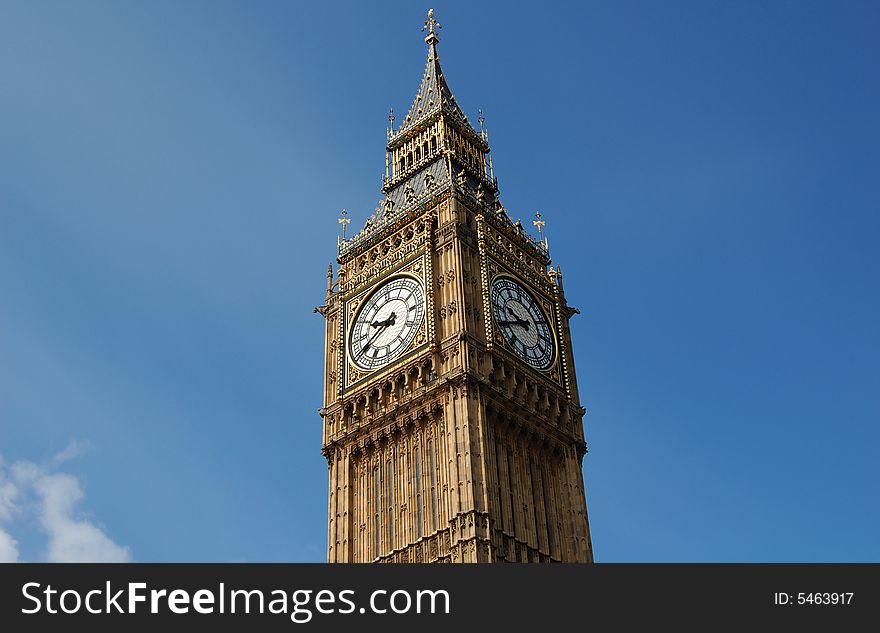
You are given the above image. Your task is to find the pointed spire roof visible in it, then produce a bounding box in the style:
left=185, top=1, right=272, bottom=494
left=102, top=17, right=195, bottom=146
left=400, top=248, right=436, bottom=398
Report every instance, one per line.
left=393, top=9, right=470, bottom=139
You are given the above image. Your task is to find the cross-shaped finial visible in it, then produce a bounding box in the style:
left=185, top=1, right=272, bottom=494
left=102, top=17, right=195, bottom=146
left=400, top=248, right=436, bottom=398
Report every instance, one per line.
left=338, top=208, right=350, bottom=241
left=388, top=107, right=395, bottom=129
left=423, top=8, right=441, bottom=44
left=478, top=109, right=485, bottom=133
left=533, top=211, right=546, bottom=240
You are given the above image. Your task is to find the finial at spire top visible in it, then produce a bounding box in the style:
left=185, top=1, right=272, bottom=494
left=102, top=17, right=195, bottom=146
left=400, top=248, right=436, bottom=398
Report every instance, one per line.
left=423, top=8, right=441, bottom=45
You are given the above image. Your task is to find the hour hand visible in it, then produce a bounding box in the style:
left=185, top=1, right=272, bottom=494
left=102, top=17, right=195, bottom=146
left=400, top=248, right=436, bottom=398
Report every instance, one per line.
left=371, top=311, right=397, bottom=328
left=496, top=319, right=530, bottom=330
left=505, top=307, right=530, bottom=329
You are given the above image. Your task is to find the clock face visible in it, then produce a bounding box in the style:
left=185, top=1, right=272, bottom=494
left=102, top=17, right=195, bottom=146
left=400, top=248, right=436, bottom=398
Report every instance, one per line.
left=491, top=277, right=555, bottom=370
left=349, top=276, right=426, bottom=370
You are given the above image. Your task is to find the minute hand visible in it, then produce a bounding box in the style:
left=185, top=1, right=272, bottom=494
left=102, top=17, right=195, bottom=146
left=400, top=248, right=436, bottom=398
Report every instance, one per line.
left=363, top=323, right=389, bottom=352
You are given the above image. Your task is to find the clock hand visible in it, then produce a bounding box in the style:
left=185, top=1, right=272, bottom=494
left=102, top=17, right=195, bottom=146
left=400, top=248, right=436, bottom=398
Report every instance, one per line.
left=363, top=323, right=389, bottom=352
left=505, top=306, right=530, bottom=329
left=370, top=311, right=397, bottom=329
left=497, top=319, right=531, bottom=330
left=364, top=312, right=397, bottom=352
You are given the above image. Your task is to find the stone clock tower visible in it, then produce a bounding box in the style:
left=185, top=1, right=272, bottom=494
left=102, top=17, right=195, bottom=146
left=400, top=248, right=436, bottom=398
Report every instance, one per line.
left=318, top=10, right=593, bottom=563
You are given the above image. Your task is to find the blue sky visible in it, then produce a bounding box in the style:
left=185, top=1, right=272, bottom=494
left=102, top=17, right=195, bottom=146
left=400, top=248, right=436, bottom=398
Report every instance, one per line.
left=1, top=0, right=877, bottom=562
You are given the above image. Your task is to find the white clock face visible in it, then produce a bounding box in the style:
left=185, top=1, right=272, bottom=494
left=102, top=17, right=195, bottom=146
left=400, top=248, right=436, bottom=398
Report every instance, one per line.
left=349, top=276, right=426, bottom=370
left=491, top=277, right=555, bottom=370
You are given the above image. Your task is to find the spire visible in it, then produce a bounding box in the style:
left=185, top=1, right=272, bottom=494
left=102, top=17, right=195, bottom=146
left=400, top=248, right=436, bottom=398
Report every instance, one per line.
left=395, top=9, right=469, bottom=137
left=341, top=10, right=496, bottom=259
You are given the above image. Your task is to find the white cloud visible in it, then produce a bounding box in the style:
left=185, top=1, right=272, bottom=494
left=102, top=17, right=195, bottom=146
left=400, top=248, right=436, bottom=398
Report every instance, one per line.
left=0, top=465, right=20, bottom=562
left=0, top=529, right=18, bottom=562
left=0, top=476, right=17, bottom=522
left=0, top=444, right=131, bottom=562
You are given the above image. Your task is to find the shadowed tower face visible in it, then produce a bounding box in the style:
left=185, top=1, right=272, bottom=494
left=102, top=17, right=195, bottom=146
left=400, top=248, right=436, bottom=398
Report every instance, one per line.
left=319, top=10, right=593, bottom=563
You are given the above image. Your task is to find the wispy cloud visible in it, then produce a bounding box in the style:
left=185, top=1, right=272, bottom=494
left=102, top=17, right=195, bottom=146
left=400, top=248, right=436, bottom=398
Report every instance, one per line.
left=0, top=444, right=131, bottom=562
left=0, top=529, right=18, bottom=562
left=48, top=440, right=93, bottom=467
left=0, top=467, right=18, bottom=522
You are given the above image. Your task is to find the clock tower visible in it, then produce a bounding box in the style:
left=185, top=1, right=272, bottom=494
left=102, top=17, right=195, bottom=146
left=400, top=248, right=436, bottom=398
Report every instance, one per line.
left=318, top=10, right=594, bottom=563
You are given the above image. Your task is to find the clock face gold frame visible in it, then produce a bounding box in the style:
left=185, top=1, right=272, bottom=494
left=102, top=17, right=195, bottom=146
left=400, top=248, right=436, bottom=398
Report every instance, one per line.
left=348, top=275, right=426, bottom=371
left=490, top=275, right=556, bottom=370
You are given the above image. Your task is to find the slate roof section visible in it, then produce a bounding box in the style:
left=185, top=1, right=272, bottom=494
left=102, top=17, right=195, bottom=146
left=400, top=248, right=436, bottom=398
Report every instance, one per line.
left=339, top=157, right=450, bottom=257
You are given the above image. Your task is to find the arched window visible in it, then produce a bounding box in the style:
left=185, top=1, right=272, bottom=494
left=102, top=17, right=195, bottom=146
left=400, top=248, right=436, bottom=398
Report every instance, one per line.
left=530, top=459, right=542, bottom=549
left=359, top=464, right=367, bottom=556
left=414, top=447, right=423, bottom=538
left=387, top=458, right=394, bottom=551
left=495, top=439, right=506, bottom=531
left=540, top=465, right=555, bottom=554
left=430, top=136, right=437, bottom=152
left=428, top=439, right=438, bottom=532
left=415, top=146, right=421, bottom=162
left=506, top=446, right=517, bottom=535
left=373, top=467, right=380, bottom=558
